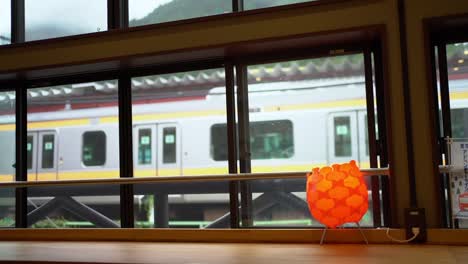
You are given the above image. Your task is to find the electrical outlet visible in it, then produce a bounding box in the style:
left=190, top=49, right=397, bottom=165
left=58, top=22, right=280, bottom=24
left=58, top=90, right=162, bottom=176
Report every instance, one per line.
left=404, top=208, right=427, bottom=243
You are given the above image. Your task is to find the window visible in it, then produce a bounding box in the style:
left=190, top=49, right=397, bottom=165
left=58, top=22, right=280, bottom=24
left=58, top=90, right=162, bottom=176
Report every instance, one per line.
left=138, top=129, right=152, bottom=165
left=245, top=0, right=314, bottom=10
left=211, top=120, right=294, bottom=161
left=41, top=134, right=55, bottom=169
left=163, top=127, right=176, bottom=164
left=129, top=0, right=232, bottom=27
left=25, top=0, right=107, bottom=41
left=0, top=90, right=15, bottom=227
left=451, top=108, right=468, bottom=138
left=82, top=131, right=106, bottom=166
left=334, top=116, right=352, bottom=157
left=250, top=120, right=294, bottom=159
left=27, top=80, right=119, bottom=180
left=0, top=0, right=10, bottom=45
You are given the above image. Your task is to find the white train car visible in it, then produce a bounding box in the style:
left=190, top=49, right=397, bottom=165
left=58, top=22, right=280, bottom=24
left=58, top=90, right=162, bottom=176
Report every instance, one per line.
left=0, top=76, right=374, bottom=182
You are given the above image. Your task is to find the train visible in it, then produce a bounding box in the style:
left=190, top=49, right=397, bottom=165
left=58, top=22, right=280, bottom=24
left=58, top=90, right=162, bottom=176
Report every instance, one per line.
left=0, top=75, right=372, bottom=182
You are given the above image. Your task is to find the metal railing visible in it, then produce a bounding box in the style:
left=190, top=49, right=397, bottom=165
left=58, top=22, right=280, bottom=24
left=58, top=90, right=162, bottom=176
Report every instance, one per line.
left=0, top=167, right=391, bottom=188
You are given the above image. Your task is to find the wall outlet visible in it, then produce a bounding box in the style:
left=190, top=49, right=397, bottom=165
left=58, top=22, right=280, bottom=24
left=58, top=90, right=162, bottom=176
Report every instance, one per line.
left=404, top=208, right=427, bottom=243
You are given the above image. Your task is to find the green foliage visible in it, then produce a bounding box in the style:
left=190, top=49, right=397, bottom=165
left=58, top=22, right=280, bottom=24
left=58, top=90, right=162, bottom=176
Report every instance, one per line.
left=0, top=217, right=14, bottom=227
left=31, top=217, right=69, bottom=228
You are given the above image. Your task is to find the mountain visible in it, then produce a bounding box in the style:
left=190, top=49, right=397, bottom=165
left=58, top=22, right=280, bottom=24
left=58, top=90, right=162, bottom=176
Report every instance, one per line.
left=130, top=0, right=310, bottom=26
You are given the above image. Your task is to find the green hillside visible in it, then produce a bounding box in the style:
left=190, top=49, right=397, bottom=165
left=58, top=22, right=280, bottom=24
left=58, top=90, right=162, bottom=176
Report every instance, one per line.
left=130, top=0, right=310, bottom=26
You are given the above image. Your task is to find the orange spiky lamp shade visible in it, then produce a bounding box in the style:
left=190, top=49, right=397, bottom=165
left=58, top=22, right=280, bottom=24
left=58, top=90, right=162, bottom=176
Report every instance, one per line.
left=306, top=160, right=368, bottom=228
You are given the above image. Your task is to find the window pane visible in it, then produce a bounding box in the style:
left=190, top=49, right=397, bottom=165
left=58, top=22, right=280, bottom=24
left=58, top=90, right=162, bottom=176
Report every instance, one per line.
left=245, top=0, right=314, bottom=10
left=0, top=90, right=15, bottom=227
left=131, top=68, right=228, bottom=228
left=41, top=134, right=55, bottom=169
left=163, top=127, right=176, bottom=164
left=447, top=42, right=468, bottom=139
left=129, top=0, right=232, bottom=27
left=0, top=0, right=11, bottom=45
left=27, top=80, right=119, bottom=181
left=334, top=116, right=352, bottom=157
left=446, top=42, right=468, bottom=228
left=82, top=131, right=106, bottom=166
left=25, top=0, right=107, bottom=41
left=138, top=129, right=152, bottom=165
left=247, top=54, right=376, bottom=228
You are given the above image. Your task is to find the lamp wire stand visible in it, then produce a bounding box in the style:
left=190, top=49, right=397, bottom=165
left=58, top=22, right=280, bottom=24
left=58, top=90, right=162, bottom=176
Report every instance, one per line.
left=319, top=222, right=368, bottom=245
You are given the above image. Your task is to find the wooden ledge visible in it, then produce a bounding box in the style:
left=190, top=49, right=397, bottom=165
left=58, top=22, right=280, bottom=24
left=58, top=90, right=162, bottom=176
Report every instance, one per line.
left=0, top=228, right=466, bottom=245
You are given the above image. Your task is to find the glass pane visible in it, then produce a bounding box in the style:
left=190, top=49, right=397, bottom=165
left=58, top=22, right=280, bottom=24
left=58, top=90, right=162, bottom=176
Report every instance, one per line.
left=163, top=127, right=176, bottom=164
left=131, top=68, right=227, bottom=177
left=247, top=54, right=369, bottom=173
left=41, top=134, right=55, bottom=169
left=0, top=89, right=15, bottom=227
left=129, top=0, right=232, bottom=27
left=0, top=188, right=15, bottom=228
left=28, top=185, right=120, bottom=228
left=83, top=131, right=107, bottom=166
left=247, top=54, right=374, bottom=227
left=446, top=42, right=468, bottom=228
left=138, top=129, right=152, bottom=165
left=0, top=90, right=15, bottom=181
left=25, top=0, right=107, bottom=41
left=0, top=0, right=11, bottom=45
left=334, top=116, right=352, bottom=157
left=245, top=0, right=314, bottom=10
left=27, top=80, right=119, bottom=181
left=134, top=181, right=229, bottom=228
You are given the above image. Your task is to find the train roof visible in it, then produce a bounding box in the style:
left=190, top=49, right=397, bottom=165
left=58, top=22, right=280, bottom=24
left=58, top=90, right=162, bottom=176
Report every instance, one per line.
left=0, top=47, right=467, bottom=109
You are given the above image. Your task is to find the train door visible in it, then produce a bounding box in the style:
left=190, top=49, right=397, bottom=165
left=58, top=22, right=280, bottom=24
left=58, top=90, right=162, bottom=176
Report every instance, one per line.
left=157, top=123, right=181, bottom=176
left=357, top=110, right=371, bottom=168
left=133, top=123, right=181, bottom=177
left=327, top=112, right=359, bottom=164
left=133, top=125, right=157, bottom=177
left=27, top=131, right=58, bottom=181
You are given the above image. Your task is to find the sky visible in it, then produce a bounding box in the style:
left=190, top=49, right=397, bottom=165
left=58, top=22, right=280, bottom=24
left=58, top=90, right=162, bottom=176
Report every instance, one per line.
left=0, top=0, right=172, bottom=39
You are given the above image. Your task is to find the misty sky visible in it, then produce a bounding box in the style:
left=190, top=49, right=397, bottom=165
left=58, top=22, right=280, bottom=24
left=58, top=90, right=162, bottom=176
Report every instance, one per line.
left=0, top=0, right=172, bottom=38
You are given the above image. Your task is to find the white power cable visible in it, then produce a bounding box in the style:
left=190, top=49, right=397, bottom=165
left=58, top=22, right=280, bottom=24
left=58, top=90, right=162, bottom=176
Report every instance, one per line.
left=385, top=228, right=420, bottom=243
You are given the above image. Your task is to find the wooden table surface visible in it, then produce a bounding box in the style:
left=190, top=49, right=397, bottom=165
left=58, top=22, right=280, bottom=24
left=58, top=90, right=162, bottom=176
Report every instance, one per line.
left=0, top=242, right=467, bottom=264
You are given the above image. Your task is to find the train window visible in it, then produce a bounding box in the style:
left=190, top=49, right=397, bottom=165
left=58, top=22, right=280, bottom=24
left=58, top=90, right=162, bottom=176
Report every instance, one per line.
left=27, top=136, right=33, bottom=170
left=82, top=131, right=106, bottom=166
left=163, top=127, right=176, bottom=164
left=250, top=120, right=294, bottom=159
left=211, top=120, right=294, bottom=161
left=211, top=124, right=229, bottom=161
left=41, top=134, right=55, bottom=169
left=138, top=128, right=152, bottom=165
left=334, top=116, right=352, bottom=157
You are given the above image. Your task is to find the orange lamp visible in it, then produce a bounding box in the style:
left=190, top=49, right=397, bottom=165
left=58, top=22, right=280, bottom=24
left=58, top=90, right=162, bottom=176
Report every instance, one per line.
left=306, top=160, right=368, bottom=228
